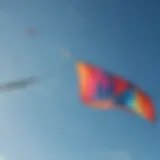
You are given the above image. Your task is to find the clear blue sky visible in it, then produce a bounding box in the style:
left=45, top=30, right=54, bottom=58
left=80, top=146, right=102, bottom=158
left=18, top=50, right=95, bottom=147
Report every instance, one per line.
left=0, top=0, right=160, bottom=160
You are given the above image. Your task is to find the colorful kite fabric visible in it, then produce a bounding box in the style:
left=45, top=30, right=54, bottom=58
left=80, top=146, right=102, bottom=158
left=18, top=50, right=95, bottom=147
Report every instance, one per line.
left=76, top=61, right=156, bottom=122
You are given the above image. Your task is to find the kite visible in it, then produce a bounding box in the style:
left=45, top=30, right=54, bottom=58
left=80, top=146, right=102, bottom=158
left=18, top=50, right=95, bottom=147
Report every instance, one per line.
left=0, top=77, right=38, bottom=92
left=24, top=28, right=38, bottom=36
left=76, top=61, right=156, bottom=123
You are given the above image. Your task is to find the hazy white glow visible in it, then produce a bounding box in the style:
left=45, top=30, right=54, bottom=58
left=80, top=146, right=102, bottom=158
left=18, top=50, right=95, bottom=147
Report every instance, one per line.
left=0, top=155, right=6, bottom=160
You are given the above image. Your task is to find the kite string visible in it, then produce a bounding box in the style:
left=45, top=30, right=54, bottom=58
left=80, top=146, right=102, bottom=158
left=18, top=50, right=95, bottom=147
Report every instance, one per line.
left=61, top=49, right=77, bottom=64
left=34, top=50, right=77, bottom=82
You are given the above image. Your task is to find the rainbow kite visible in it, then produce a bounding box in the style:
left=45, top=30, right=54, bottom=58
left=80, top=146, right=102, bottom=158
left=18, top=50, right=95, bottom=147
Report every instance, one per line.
left=76, top=61, right=156, bottom=123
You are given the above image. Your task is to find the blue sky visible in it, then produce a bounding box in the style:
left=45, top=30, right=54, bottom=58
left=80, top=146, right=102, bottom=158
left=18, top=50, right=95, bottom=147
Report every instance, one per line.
left=0, top=0, right=160, bottom=160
